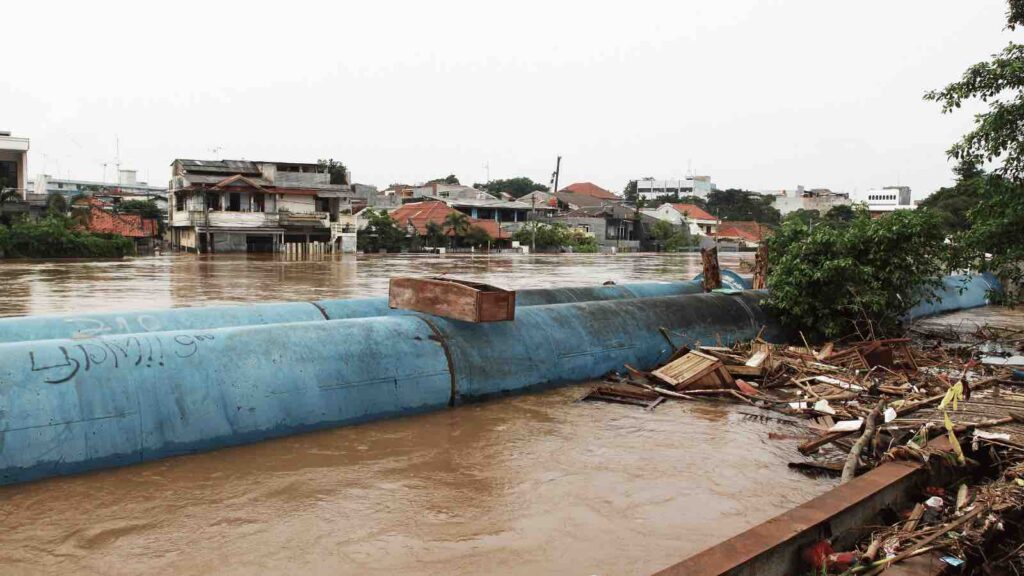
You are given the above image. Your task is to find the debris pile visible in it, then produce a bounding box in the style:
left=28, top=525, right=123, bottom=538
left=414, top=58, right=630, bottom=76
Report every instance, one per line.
left=584, top=325, right=1024, bottom=573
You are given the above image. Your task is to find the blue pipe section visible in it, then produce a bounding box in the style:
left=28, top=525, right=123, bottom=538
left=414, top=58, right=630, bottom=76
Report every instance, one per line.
left=429, top=291, right=776, bottom=400
left=0, top=291, right=766, bottom=485
left=0, top=273, right=750, bottom=344
left=906, top=273, right=1000, bottom=320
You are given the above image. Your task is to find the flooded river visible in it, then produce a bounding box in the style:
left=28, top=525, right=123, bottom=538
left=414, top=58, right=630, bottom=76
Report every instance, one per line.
left=0, top=253, right=832, bottom=576
left=0, top=252, right=749, bottom=317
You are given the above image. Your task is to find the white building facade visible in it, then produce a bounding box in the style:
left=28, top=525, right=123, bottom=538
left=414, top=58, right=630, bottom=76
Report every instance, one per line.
left=850, top=186, right=914, bottom=213
left=636, top=176, right=716, bottom=201
left=0, top=131, right=30, bottom=199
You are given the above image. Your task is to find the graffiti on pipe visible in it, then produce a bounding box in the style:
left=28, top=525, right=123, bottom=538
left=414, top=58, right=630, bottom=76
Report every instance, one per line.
left=65, top=314, right=164, bottom=339
left=27, top=333, right=216, bottom=384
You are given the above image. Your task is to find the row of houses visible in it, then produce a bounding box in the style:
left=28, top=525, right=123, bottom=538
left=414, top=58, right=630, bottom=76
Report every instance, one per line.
left=1, top=129, right=913, bottom=253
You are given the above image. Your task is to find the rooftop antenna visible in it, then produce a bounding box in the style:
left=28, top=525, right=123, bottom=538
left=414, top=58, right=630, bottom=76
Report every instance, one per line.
left=115, top=136, right=121, bottom=189
left=483, top=161, right=490, bottom=183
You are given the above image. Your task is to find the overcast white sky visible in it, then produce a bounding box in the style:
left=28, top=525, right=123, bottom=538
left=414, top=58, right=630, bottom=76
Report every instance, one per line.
left=2, top=1, right=1018, bottom=197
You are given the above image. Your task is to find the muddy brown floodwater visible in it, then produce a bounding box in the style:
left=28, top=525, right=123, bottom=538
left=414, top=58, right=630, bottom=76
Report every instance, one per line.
left=0, top=253, right=832, bottom=576
left=0, top=252, right=748, bottom=316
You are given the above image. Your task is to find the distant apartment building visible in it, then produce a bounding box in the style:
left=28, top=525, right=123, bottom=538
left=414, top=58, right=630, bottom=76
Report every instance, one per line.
left=851, top=186, right=914, bottom=215
left=0, top=131, right=30, bottom=199
left=29, top=170, right=168, bottom=210
left=636, top=176, right=716, bottom=201
left=761, top=186, right=852, bottom=216
left=168, top=159, right=356, bottom=253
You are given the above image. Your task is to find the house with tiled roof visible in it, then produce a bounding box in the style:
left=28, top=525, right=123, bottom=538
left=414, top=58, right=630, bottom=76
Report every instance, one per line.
left=715, top=221, right=771, bottom=248
left=649, top=203, right=720, bottom=237
left=560, top=182, right=619, bottom=201
left=388, top=201, right=511, bottom=247
left=74, top=197, right=160, bottom=249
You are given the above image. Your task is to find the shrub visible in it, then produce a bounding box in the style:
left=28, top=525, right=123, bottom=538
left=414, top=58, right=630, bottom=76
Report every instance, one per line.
left=0, top=215, right=134, bottom=258
left=764, top=208, right=949, bottom=340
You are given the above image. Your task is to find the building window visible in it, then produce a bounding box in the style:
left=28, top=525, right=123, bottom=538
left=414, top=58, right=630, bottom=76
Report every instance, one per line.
left=0, top=160, right=16, bottom=191
left=175, top=193, right=185, bottom=211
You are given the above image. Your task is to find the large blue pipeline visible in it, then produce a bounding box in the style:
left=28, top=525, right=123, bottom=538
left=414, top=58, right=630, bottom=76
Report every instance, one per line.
left=0, top=271, right=749, bottom=344
left=906, top=272, right=999, bottom=320
left=0, top=271, right=995, bottom=486
left=0, top=290, right=772, bottom=485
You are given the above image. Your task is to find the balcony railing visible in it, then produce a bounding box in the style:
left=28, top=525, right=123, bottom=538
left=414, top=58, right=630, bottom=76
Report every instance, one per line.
left=172, top=210, right=330, bottom=229
left=280, top=211, right=329, bottom=228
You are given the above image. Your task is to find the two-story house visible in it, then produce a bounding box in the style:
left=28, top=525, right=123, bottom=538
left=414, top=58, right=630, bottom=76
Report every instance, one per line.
left=168, top=159, right=354, bottom=252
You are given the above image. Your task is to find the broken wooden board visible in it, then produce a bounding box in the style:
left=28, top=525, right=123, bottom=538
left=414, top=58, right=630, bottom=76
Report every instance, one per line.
left=726, top=364, right=764, bottom=377
left=651, top=350, right=735, bottom=391
left=389, top=277, right=515, bottom=322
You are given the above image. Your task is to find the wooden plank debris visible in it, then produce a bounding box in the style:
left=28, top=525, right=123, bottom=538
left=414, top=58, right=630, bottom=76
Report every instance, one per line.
left=389, top=277, right=515, bottom=322
left=651, top=350, right=735, bottom=391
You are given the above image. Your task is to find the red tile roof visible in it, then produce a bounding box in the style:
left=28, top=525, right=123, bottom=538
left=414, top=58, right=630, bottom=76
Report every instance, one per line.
left=561, top=182, right=618, bottom=200
left=81, top=198, right=159, bottom=238
left=671, top=203, right=717, bottom=222
left=389, top=201, right=510, bottom=239
left=715, top=221, right=771, bottom=243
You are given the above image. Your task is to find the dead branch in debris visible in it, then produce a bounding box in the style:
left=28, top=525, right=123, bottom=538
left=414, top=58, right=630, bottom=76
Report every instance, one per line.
left=841, top=401, right=884, bottom=484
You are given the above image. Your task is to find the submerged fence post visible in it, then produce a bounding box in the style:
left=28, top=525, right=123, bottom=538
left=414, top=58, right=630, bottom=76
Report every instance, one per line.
left=753, top=243, right=768, bottom=290
left=700, top=238, right=721, bottom=292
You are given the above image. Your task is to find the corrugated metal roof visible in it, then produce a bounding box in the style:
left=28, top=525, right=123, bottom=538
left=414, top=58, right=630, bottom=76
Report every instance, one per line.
left=177, top=159, right=261, bottom=175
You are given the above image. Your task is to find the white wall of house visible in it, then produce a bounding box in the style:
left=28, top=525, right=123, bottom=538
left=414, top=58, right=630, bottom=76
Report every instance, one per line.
left=279, top=194, right=316, bottom=213
left=650, top=203, right=718, bottom=236
left=650, top=204, right=685, bottom=224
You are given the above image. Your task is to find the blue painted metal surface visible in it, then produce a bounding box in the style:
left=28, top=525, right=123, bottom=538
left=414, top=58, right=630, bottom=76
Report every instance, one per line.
left=0, top=277, right=750, bottom=344
left=0, top=317, right=453, bottom=485
left=431, top=291, right=776, bottom=400
left=906, top=273, right=1000, bottom=320
left=0, top=291, right=766, bottom=485
left=0, top=270, right=991, bottom=486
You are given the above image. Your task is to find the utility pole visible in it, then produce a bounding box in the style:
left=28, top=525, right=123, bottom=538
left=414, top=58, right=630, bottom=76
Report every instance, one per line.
left=531, top=194, right=537, bottom=253
left=551, top=155, right=562, bottom=197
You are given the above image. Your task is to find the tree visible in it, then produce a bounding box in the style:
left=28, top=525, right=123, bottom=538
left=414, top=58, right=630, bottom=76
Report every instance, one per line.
left=424, top=221, right=447, bottom=247
left=706, top=189, right=781, bottom=224
left=116, top=199, right=164, bottom=234
left=511, top=222, right=571, bottom=251
left=783, top=208, right=821, bottom=228
left=917, top=162, right=988, bottom=236
left=443, top=211, right=471, bottom=247
left=46, top=194, right=68, bottom=216
left=823, top=204, right=856, bottom=224
left=316, top=158, right=349, bottom=185
left=925, top=0, right=1024, bottom=294
left=622, top=180, right=639, bottom=204
left=463, top=225, right=493, bottom=248
left=765, top=209, right=949, bottom=340
left=647, top=220, right=689, bottom=251
left=0, top=187, right=20, bottom=214
left=357, top=209, right=406, bottom=253
left=474, top=177, right=547, bottom=199
left=924, top=2, right=1024, bottom=180
left=429, top=175, right=460, bottom=185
